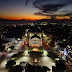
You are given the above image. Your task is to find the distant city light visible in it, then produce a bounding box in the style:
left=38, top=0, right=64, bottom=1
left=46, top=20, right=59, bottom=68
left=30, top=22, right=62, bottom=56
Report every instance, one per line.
left=40, top=34, right=41, bottom=37
left=44, top=51, right=47, bottom=56
left=25, top=33, right=27, bottom=36
left=23, top=43, right=24, bottom=45
left=8, top=48, right=11, bottom=51
left=30, top=34, right=31, bottom=37
left=34, top=48, right=36, bottom=51
left=25, top=51, right=27, bottom=53
left=18, top=38, right=20, bottom=40
left=63, top=39, right=66, bottom=41
left=55, top=58, right=60, bottom=61
left=43, top=34, right=45, bottom=37
left=61, top=42, right=63, bottom=43
left=44, top=51, right=47, bottom=53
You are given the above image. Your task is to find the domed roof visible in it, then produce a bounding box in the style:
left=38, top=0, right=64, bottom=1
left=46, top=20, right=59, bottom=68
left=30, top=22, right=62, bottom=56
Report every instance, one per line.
left=31, top=34, right=40, bottom=39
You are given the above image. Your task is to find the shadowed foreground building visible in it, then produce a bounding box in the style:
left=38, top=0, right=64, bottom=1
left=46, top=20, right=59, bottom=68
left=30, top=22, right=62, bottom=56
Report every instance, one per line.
left=0, top=18, right=2, bottom=50
left=0, top=18, right=2, bottom=38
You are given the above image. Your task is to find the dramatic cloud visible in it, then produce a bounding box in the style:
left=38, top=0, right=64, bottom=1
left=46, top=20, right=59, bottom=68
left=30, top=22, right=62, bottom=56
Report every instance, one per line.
left=65, top=12, right=72, bottom=16
left=25, top=0, right=30, bottom=6
left=33, top=0, right=39, bottom=8
left=25, top=0, right=72, bottom=20
left=40, top=4, right=66, bottom=14
left=33, top=4, right=66, bottom=19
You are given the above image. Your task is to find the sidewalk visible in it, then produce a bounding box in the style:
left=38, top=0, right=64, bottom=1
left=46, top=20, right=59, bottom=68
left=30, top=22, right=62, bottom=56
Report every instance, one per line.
left=0, top=59, right=8, bottom=72
left=0, top=39, right=25, bottom=72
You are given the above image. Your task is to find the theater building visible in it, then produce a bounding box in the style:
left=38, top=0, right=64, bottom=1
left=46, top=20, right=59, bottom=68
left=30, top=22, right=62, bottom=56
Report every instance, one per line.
left=29, top=34, right=42, bottom=47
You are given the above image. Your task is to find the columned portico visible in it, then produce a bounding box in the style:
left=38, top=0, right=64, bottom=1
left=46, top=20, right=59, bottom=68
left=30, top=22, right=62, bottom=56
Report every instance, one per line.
left=29, top=34, right=42, bottom=48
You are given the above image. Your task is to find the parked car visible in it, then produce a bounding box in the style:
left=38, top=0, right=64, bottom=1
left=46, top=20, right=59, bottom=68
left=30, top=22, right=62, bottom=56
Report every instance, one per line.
left=2, top=52, right=6, bottom=56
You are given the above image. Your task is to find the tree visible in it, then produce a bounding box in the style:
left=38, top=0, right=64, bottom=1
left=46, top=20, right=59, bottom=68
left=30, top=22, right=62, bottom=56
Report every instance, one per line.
left=9, top=65, right=23, bottom=72
left=9, top=46, right=14, bottom=50
left=6, top=60, right=16, bottom=69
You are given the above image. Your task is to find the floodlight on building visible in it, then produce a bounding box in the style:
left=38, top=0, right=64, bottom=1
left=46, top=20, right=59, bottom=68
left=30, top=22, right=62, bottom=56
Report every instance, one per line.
left=15, top=40, right=17, bottom=43
left=44, top=51, right=47, bottom=53
left=4, top=36, right=5, bottom=38
left=23, top=43, right=24, bottom=45
left=61, top=42, right=63, bottom=43
left=44, top=50, right=47, bottom=56
left=18, top=38, right=20, bottom=40
left=30, top=34, right=31, bottom=37
left=25, top=33, right=27, bottom=36
left=43, top=34, right=45, bottom=37
left=40, top=34, right=41, bottom=37
left=8, top=48, right=11, bottom=51
left=34, top=48, right=36, bottom=51
left=47, top=43, right=48, bottom=45
left=25, top=50, right=28, bottom=55
left=25, top=50, right=27, bottom=53
left=55, top=58, right=60, bottom=61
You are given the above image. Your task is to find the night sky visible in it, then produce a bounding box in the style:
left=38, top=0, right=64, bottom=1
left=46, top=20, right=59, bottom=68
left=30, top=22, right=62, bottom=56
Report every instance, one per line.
left=0, top=0, right=72, bottom=20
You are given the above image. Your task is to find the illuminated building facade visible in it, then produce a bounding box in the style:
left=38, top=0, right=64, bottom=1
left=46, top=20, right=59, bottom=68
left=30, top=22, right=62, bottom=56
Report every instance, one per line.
left=29, top=34, right=42, bottom=47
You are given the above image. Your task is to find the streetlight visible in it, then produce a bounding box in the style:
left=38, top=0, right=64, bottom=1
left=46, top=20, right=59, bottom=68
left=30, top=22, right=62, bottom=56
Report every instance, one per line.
left=30, top=33, right=31, bottom=37
left=63, top=39, right=66, bottom=41
left=44, top=50, right=47, bottom=56
left=40, top=34, right=41, bottom=37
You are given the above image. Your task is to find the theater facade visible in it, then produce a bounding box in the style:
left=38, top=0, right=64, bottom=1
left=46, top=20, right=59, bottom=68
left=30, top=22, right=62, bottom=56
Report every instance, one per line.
left=29, top=34, right=42, bottom=48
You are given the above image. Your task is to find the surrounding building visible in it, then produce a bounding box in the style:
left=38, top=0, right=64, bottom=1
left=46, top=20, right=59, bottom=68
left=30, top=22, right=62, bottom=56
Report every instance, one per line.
left=0, top=18, right=2, bottom=49
left=0, top=18, right=2, bottom=38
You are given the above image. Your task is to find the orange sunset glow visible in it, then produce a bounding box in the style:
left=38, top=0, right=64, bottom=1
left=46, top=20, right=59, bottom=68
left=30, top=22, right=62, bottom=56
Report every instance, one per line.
left=0, top=0, right=72, bottom=21
left=56, top=16, right=71, bottom=20
left=1, top=16, right=47, bottom=20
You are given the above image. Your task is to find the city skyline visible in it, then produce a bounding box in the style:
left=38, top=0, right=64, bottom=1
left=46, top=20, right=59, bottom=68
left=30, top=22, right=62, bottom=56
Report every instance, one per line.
left=0, top=0, right=72, bottom=20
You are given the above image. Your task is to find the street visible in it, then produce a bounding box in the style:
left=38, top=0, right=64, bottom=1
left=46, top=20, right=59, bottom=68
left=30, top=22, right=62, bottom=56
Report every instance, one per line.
left=16, top=55, right=55, bottom=72
left=0, top=39, right=24, bottom=72
left=0, top=39, right=55, bottom=72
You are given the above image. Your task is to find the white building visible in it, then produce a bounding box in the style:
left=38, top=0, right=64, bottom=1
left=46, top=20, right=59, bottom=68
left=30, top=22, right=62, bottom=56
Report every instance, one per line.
left=29, top=34, right=42, bottom=47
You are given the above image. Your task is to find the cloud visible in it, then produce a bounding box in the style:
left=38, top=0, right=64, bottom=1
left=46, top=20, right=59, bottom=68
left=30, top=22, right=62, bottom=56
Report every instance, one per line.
left=64, top=12, right=72, bottom=19
left=33, top=3, right=66, bottom=17
left=25, top=0, right=72, bottom=20
left=34, top=12, right=43, bottom=15
left=32, top=0, right=67, bottom=19
left=34, top=12, right=52, bottom=16
left=41, top=4, right=65, bottom=12
left=33, top=0, right=39, bottom=8
left=33, top=4, right=65, bottom=18
left=65, top=12, right=72, bottom=16
left=25, top=0, right=30, bottom=6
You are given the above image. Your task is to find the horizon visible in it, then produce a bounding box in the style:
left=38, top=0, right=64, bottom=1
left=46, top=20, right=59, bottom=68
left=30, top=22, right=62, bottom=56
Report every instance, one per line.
left=0, top=0, right=72, bottom=21
left=0, top=17, right=72, bottom=21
